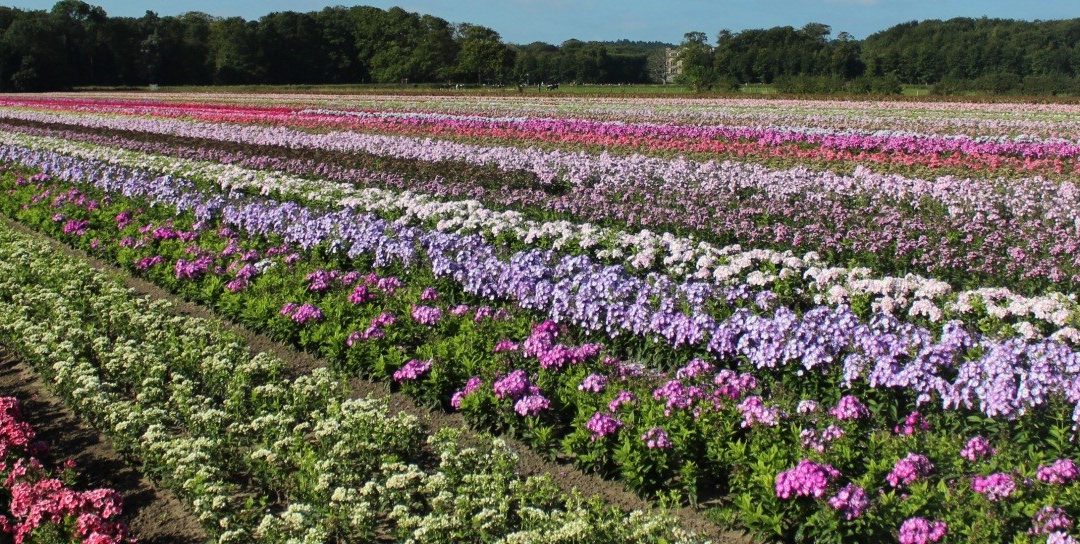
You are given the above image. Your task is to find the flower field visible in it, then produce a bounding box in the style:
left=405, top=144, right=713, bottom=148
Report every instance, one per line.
left=0, top=92, right=1077, bottom=543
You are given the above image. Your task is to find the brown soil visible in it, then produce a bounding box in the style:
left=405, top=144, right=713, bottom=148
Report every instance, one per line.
left=2, top=217, right=754, bottom=544
left=0, top=350, right=208, bottom=544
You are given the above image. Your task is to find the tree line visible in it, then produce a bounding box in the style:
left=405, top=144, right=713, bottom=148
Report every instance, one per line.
left=2, top=1, right=1080, bottom=94
left=0, top=1, right=660, bottom=91
left=678, top=18, right=1080, bottom=95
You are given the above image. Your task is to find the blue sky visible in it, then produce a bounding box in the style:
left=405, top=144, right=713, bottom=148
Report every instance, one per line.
left=7, top=0, right=1079, bottom=44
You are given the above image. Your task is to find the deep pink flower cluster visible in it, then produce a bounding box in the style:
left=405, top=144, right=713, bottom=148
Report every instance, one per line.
left=641, top=427, right=672, bottom=449
left=829, top=395, right=869, bottom=421
left=420, top=287, right=438, bottom=301
left=960, top=436, right=995, bottom=462
left=279, top=302, right=323, bottom=325
left=972, top=472, right=1016, bottom=501
left=392, top=359, right=433, bottom=383
left=893, top=411, right=930, bottom=436
left=898, top=517, right=947, bottom=544
left=493, top=339, right=519, bottom=353
left=450, top=376, right=483, bottom=409
left=887, top=453, right=933, bottom=488
left=774, top=459, right=841, bottom=500
left=827, top=483, right=869, bottom=520
left=1037, top=459, right=1079, bottom=485
left=410, top=304, right=442, bottom=326
left=585, top=412, right=623, bottom=440
left=0, top=397, right=131, bottom=544
left=1032, top=506, right=1073, bottom=535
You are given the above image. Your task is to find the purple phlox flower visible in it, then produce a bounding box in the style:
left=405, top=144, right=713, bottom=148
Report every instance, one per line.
left=608, top=390, right=637, bottom=412
left=775, top=459, right=840, bottom=499
left=830, top=395, right=870, bottom=421
left=960, top=436, right=996, bottom=462
left=676, top=358, right=713, bottom=380
left=796, top=400, right=820, bottom=414
left=1047, top=532, right=1079, bottom=544
left=894, top=411, right=931, bottom=436
left=494, top=370, right=532, bottom=400
left=449, top=304, right=470, bottom=316
left=306, top=269, right=340, bottom=293
left=1032, top=507, right=1073, bottom=535
left=134, top=255, right=163, bottom=271
left=887, top=453, right=933, bottom=488
left=514, top=393, right=550, bottom=416
left=827, top=483, right=869, bottom=520
left=972, top=472, right=1016, bottom=501
left=411, top=305, right=442, bottom=326
left=585, top=412, right=622, bottom=440
left=450, top=376, right=483, bottom=410
left=393, top=359, right=433, bottom=383
left=898, top=517, right=947, bottom=544
left=738, top=395, right=780, bottom=428
left=420, top=287, right=439, bottom=301
left=375, top=276, right=402, bottom=294
left=578, top=373, right=608, bottom=393
left=642, top=427, right=672, bottom=449
left=62, top=219, right=89, bottom=236
left=348, top=284, right=375, bottom=304
left=713, top=370, right=757, bottom=400
left=493, top=339, right=520, bottom=353
left=1038, top=459, right=1079, bottom=485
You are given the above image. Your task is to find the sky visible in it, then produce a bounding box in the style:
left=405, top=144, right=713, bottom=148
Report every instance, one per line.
left=6, top=0, right=1080, bottom=44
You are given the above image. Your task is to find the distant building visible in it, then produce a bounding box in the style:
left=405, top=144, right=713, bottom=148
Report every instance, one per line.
left=664, top=47, right=682, bottom=83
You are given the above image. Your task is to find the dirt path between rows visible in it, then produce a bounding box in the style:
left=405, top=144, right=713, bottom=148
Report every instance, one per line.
left=2, top=216, right=754, bottom=544
left=0, top=350, right=208, bottom=544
